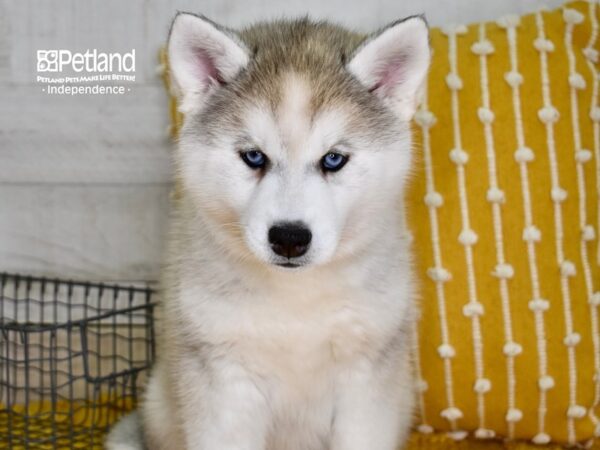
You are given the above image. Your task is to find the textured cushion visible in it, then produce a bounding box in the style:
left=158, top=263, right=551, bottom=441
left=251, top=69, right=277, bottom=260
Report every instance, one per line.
left=408, top=1, right=599, bottom=446
left=161, top=0, right=600, bottom=446
left=405, top=432, right=600, bottom=450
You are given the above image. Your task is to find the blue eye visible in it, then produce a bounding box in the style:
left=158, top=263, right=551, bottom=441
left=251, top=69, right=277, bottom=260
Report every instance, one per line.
left=240, top=149, right=268, bottom=169
left=321, top=151, right=348, bottom=172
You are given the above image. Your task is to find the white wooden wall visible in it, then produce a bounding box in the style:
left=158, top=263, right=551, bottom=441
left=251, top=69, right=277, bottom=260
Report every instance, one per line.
left=0, top=0, right=561, bottom=282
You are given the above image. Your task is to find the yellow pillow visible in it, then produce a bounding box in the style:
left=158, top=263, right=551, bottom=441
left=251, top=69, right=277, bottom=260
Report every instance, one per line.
left=161, top=1, right=599, bottom=445
left=409, top=1, right=599, bottom=446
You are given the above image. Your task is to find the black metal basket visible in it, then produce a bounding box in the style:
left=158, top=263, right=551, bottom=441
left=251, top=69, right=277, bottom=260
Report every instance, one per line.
left=0, top=273, right=156, bottom=449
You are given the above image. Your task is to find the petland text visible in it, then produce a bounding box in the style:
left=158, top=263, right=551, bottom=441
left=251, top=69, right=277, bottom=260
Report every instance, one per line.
left=37, top=49, right=135, bottom=73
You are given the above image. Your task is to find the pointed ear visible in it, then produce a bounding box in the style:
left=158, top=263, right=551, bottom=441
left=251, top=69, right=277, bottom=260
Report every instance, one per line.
left=347, top=16, right=430, bottom=121
left=168, top=13, right=249, bottom=114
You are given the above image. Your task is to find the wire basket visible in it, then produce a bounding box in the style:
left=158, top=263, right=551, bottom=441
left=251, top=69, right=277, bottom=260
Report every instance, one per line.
left=0, top=273, right=156, bottom=449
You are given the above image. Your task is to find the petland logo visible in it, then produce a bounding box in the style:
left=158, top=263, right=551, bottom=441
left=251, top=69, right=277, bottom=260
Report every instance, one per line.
left=37, top=49, right=135, bottom=73
left=36, top=49, right=136, bottom=96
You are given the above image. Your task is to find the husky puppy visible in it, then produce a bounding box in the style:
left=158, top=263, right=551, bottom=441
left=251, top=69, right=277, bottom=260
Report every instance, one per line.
left=106, top=12, right=429, bottom=450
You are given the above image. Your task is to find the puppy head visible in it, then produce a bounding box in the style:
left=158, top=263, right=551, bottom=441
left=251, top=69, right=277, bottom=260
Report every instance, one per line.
left=168, top=14, right=430, bottom=269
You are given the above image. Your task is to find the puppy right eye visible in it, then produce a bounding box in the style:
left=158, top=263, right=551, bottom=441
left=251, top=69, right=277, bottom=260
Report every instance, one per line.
left=320, top=151, right=348, bottom=173
left=240, top=149, right=268, bottom=170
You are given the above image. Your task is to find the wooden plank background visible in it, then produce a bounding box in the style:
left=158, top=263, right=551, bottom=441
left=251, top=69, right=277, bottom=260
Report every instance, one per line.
left=0, top=0, right=561, bottom=283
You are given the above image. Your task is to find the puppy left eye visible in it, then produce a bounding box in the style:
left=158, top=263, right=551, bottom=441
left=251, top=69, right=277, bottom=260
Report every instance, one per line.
left=320, top=151, right=349, bottom=173
left=240, top=149, right=268, bottom=170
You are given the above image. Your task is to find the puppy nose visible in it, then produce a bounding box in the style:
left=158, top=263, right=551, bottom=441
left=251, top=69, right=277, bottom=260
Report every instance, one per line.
left=268, top=222, right=312, bottom=258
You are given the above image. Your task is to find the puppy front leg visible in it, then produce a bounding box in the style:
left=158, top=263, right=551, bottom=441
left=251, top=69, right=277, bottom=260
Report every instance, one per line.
left=176, top=357, right=269, bottom=450
left=331, top=360, right=414, bottom=450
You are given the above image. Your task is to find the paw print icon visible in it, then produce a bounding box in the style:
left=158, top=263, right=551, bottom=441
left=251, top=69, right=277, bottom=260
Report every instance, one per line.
left=37, top=50, right=58, bottom=72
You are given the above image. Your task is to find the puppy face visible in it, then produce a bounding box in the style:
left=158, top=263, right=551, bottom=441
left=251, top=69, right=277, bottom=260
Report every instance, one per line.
left=169, top=15, right=430, bottom=269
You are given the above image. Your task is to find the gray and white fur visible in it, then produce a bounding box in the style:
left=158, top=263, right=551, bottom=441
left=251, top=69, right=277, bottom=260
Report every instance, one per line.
left=106, top=12, right=430, bottom=450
